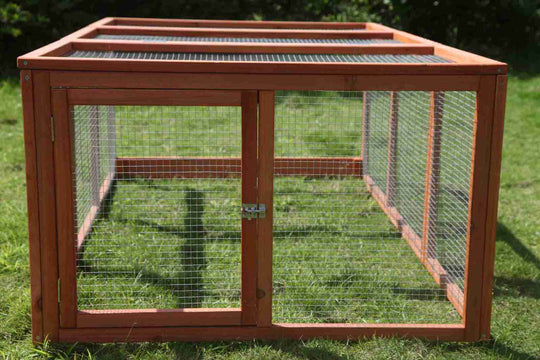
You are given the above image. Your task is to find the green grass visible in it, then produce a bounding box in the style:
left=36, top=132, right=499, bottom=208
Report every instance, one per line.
left=0, top=79, right=538, bottom=359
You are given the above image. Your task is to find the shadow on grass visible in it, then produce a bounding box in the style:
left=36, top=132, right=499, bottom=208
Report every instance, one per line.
left=496, top=222, right=540, bottom=271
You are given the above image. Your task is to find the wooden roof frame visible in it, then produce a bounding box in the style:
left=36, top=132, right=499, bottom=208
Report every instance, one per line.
left=18, top=17, right=507, bottom=75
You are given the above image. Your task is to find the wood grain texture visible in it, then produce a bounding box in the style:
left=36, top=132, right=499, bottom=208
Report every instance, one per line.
left=257, top=91, right=275, bottom=327
left=33, top=71, right=59, bottom=341
left=58, top=323, right=465, bottom=343
left=77, top=308, right=242, bottom=328
left=479, top=75, right=507, bottom=340
left=241, top=91, right=258, bottom=325
left=51, top=89, right=77, bottom=328
left=463, top=76, right=497, bottom=341
left=20, top=70, right=44, bottom=343
left=67, top=89, right=241, bottom=106
left=50, top=72, right=483, bottom=92
left=18, top=57, right=505, bottom=76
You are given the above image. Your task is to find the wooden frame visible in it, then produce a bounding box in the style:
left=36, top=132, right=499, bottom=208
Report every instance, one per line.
left=18, top=17, right=507, bottom=343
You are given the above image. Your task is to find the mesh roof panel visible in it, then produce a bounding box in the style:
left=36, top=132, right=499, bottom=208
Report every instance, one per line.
left=66, top=50, right=451, bottom=64
left=95, top=34, right=401, bottom=45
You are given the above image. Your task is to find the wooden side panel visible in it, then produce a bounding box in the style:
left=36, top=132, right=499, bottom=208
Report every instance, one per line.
left=33, top=71, right=59, bottom=341
left=52, top=89, right=77, bottom=328
left=241, top=91, right=258, bottom=325
left=21, top=70, right=43, bottom=342
left=386, top=92, right=399, bottom=207
left=257, top=91, right=275, bottom=327
left=479, top=75, right=507, bottom=339
left=422, top=92, right=445, bottom=260
left=463, top=76, right=497, bottom=341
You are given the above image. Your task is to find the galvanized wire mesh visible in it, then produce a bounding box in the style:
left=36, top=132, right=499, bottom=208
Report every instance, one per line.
left=95, top=34, right=401, bottom=44
left=273, top=90, right=474, bottom=324
left=65, top=50, right=451, bottom=63
left=73, top=105, right=242, bottom=309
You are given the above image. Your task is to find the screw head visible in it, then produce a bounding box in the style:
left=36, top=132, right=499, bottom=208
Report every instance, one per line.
left=35, top=335, right=40, bottom=340
left=23, top=61, right=28, bottom=66
left=24, top=75, right=30, bottom=81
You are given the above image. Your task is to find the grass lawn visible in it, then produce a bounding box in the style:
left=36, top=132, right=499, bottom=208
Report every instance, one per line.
left=0, top=77, right=538, bottom=359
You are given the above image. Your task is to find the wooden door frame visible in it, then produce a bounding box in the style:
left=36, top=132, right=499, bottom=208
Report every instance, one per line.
left=52, top=88, right=258, bottom=329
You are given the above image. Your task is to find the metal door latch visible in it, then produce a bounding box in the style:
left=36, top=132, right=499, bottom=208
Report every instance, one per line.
left=242, top=203, right=266, bottom=220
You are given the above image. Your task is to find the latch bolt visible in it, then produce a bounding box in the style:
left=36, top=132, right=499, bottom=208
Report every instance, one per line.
left=242, top=203, right=266, bottom=220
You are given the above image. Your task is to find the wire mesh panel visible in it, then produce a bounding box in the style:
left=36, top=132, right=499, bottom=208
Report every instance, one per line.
left=65, top=50, right=451, bottom=64
left=95, top=34, right=402, bottom=44
left=272, top=90, right=474, bottom=324
left=73, top=105, right=242, bottom=310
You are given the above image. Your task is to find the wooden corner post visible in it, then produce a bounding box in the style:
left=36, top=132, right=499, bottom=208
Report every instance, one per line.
left=463, top=76, right=498, bottom=341
left=32, top=71, right=59, bottom=342
left=21, top=70, right=44, bottom=343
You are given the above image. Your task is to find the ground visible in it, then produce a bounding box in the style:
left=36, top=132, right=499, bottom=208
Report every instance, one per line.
left=0, top=76, right=538, bottom=359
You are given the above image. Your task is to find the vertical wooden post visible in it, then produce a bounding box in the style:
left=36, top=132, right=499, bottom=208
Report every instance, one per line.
left=463, top=76, right=497, bottom=341
left=422, top=92, right=445, bottom=262
left=21, top=70, right=44, bottom=343
left=257, top=91, right=275, bottom=327
left=479, top=75, right=507, bottom=339
left=241, top=91, right=258, bottom=325
left=386, top=91, right=399, bottom=207
left=52, top=89, right=77, bottom=328
left=361, top=91, right=372, bottom=172
left=33, top=71, right=59, bottom=341
left=89, top=105, right=101, bottom=206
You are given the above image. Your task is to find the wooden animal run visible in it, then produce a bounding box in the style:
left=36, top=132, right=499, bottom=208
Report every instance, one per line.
left=18, top=17, right=507, bottom=343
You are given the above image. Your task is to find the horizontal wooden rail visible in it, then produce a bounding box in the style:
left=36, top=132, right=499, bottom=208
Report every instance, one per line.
left=50, top=72, right=483, bottom=91
left=76, top=171, right=115, bottom=254
left=116, top=157, right=362, bottom=179
left=59, top=323, right=465, bottom=342
left=71, top=40, right=434, bottom=56
left=364, top=174, right=464, bottom=316
left=111, top=17, right=368, bottom=30
left=94, top=25, right=394, bottom=40
left=77, top=308, right=242, bottom=328
left=67, top=89, right=241, bottom=106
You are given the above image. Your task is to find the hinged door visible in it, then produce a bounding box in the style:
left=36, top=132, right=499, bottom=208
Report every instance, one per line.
left=52, top=89, right=259, bottom=328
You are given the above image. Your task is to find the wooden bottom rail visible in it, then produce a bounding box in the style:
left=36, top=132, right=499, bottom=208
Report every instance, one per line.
left=77, top=308, right=242, bottom=328
left=76, top=171, right=115, bottom=254
left=364, top=174, right=464, bottom=316
left=116, top=157, right=362, bottom=179
left=58, top=323, right=465, bottom=343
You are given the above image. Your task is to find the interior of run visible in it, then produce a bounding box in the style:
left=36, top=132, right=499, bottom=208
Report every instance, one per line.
left=72, top=90, right=475, bottom=324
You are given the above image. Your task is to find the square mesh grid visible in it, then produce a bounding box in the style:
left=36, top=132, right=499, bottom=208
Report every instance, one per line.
left=272, top=90, right=475, bottom=324
left=95, top=34, right=402, bottom=45
left=65, top=50, right=451, bottom=64
left=73, top=105, right=242, bottom=310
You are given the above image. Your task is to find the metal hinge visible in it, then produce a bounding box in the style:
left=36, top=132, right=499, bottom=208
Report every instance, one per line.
left=50, top=115, right=55, bottom=142
left=242, top=203, right=266, bottom=220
